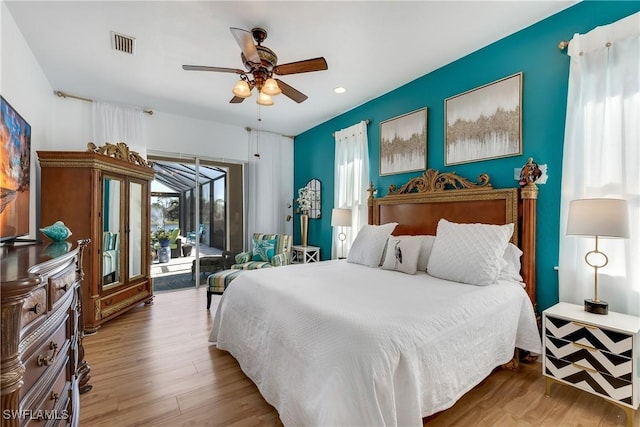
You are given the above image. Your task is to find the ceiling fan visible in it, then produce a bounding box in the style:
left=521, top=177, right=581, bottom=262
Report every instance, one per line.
left=182, top=27, right=328, bottom=105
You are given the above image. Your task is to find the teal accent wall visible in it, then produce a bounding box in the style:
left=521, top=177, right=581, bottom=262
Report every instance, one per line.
left=293, top=1, right=640, bottom=312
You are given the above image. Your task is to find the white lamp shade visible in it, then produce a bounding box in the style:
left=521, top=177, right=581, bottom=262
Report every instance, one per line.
left=262, top=78, right=282, bottom=96
left=232, top=80, right=251, bottom=98
left=256, top=91, right=274, bottom=106
left=567, top=198, right=629, bottom=238
left=331, top=208, right=352, bottom=227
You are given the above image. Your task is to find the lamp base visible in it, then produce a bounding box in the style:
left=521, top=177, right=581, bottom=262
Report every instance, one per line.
left=584, top=299, right=608, bottom=315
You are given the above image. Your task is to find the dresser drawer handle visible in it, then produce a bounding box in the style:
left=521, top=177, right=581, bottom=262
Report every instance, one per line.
left=37, top=342, right=59, bottom=366
left=28, top=302, right=43, bottom=315
left=572, top=321, right=596, bottom=329
left=573, top=362, right=597, bottom=373
left=572, top=342, right=596, bottom=351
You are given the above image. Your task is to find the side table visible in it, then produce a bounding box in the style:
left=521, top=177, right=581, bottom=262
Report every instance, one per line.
left=292, top=245, right=320, bottom=263
left=543, top=302, right=640, bottom=427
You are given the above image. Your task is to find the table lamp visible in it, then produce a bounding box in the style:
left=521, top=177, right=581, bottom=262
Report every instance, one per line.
left=331, top=208, right=352, bottom=259
left=566, top=198, right=629, bottom=315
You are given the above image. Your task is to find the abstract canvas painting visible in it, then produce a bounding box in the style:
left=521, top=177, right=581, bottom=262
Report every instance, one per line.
left=445, top=73, right=522, bottom=165
left=379, top=108, right=427, bottom=176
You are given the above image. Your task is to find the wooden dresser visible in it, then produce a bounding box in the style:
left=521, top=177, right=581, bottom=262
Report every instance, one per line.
left=1, top=240, right=90, bottom=427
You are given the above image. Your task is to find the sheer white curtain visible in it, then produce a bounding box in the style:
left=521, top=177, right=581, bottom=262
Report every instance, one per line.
left=246, top=130, right=294, bottom=247
left=92, top=101, right=148, bottom=275
left=559, top=12, right=639, bottom=316
left=92, top=101, right=147, bottom=158
left=333, top=121, right=369, bottom=259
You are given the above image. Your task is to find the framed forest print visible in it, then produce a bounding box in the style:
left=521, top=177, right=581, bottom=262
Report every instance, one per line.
left=379, top=108, right=427, bottom=176
left=445, top=73, right=522, bottom=165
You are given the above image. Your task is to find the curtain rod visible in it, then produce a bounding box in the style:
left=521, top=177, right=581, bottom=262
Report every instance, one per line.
left=54, top=90, right=154, bottom=115
left=332, top=119, right=370, bottom=137
left=244, top=126, right=294, bottom=139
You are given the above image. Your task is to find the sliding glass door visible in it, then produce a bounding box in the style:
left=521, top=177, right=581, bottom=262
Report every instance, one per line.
left=147, top=155, right=243, bottom=291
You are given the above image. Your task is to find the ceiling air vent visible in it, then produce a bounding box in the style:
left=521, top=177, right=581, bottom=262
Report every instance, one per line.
left=111, top=31, right=136, bottom=55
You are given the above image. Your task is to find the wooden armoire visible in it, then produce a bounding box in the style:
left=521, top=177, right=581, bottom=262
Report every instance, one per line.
left=38, top=143, right=155, bottom=333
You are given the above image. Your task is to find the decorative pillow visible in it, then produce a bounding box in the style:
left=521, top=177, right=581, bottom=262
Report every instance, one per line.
left=381, top=237, right=422, bottom=274
left=499, top=243, right=524, bottom=283
left=252, top=238, right=276, bottom=262
left=427, top=219, right=514, bottom=286
left=347, top=222, right=398, bottom=267
left=396, top=235, right=436, bottom=272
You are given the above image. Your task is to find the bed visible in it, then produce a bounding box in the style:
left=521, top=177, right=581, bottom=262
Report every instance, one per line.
left=210, top=167, right=542, bottom=426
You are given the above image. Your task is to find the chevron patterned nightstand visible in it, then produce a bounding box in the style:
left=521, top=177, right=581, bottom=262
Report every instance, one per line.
left=543, top=302, right=640, bottom=427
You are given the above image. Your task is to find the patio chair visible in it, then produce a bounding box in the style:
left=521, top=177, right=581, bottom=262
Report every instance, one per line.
left=169, top=228, right=182, bottom=258
left=186, top=224, right=204, bottom=246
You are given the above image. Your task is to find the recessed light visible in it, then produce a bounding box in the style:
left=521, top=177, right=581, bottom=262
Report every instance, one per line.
left=334, top=87, right=347, bottom=94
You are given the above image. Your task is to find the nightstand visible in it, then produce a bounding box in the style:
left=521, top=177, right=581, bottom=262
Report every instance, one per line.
left=543, top=302, right=640, bottom=427
left=291, top=245, right=320, bottom=263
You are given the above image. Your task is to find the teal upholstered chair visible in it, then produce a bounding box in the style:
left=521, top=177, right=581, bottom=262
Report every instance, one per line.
left=232, top=233, right=292, bottom=270
left=186, top=224, right=204, bottom=246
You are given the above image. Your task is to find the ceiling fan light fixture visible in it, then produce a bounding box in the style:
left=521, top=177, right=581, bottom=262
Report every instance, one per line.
left=262, top=78, right=282, bottom=96
left=257, top=91, right=274, bottom=106
left=232, top=80, right=252, bottom=98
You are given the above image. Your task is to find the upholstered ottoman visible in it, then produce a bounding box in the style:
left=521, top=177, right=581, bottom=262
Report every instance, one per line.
left=192, top=255, right=225, bottom=281
left=207, top=269, right=243, bottom=309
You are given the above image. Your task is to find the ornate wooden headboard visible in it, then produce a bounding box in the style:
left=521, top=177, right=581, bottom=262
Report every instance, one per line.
left=368, top=164, right=539, bottom=312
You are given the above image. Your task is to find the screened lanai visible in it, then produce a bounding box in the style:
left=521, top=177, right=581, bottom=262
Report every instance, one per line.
left=146, top=157, right=244, bottom=292
left=151, top=161, right=227, bottom=253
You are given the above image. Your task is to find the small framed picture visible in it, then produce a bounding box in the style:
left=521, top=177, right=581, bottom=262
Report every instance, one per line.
left=379, top=108, right=427, bottom=176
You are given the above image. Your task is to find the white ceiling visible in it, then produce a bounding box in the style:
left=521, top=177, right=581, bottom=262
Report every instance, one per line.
left=6, top=1, right=575, bottom=136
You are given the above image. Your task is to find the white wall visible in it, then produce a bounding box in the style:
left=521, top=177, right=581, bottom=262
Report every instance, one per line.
left=1, top=1, right=55, bottom=239
left=52, top=99, right=250, bottom=163
left=2, top=1, right=251, bottom=242
left=146, top=111, right=249, bottom=163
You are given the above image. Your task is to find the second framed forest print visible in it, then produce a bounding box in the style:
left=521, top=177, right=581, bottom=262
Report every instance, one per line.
left=445, top=73, right=522, bottom=165
left=379, top=108, right=427, bottom=176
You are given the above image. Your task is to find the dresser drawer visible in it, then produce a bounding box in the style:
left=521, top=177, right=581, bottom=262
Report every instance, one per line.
left=545, top=334, right=632, bottom=381
left=545, top=315, right=633, bottom=357
left=21, top=287, right=47, bottom=330
left=48, top=261, right=77, bottom=310
left=100, top=281, right=151, bottom=319
left=545, top=354, right=633, bottom=405
left=21, top=320, right=70, bottom=399
left=23, top=364, right=71, bottom=426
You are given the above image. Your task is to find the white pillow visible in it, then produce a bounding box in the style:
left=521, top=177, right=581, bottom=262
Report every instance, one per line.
left=381, top=236, right=422, bottom=274
left=427, top=219, right=514, bottom=286
left=499, top=243, right=523, bottom=283
left=347, top=223, right=398, bottom=267
left=395, top=235, right=435, bottom=271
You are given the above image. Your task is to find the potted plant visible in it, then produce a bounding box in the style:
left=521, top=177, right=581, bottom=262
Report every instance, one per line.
left=152, top=229, right=171, bottom=247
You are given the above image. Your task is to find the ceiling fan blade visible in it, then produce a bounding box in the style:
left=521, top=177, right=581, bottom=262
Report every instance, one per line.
left=182, top=65, right=245, bottom=74
left=230, top=27, right=260, bottom=64
left=273, top=57, right=328, bottom=75
left=229, top=96, right=246, bottom=104
left=275, top=79, right=308, bottom=103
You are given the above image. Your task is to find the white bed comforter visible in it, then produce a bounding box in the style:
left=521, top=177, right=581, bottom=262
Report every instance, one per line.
left=210, top=260, right=541, bottom=426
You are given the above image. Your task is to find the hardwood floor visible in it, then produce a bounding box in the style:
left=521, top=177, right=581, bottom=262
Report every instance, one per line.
left=80, top=287, right=638, bottom=426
